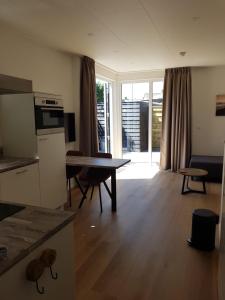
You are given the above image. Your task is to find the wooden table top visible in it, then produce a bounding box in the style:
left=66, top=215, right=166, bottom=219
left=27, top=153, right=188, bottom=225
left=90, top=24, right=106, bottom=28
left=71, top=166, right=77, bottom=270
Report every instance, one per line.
left=66, top=156, right=131, bottom=170
left=178, top=168, right=208, bottom=177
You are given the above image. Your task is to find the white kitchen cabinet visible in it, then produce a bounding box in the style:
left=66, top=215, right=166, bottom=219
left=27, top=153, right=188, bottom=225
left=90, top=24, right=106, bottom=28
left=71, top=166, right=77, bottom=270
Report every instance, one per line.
left=0, top=223, right=75, bottom=300
left=0, top=163, right=41, bottom=206
left=37, top=133, right=67, bottom=209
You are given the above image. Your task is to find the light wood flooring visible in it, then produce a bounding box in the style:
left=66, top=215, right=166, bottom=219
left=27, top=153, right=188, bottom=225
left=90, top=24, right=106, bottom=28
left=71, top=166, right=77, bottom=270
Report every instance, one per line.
left=69, top=166, right=220, bottom=300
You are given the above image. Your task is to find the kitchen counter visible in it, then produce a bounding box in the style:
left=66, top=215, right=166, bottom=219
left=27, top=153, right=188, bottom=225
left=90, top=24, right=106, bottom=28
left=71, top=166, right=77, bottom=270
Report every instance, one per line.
left=0, top=157, right=39, bottom=173
left=0, top=203, right=75, bottom=276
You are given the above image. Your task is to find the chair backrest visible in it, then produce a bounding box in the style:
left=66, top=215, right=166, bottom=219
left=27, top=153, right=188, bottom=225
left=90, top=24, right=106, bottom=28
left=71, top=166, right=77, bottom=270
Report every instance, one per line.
left=66, top=150, right=83, bottom=157
left=66, top=150, right=83, bottom=179
left=83, top=152, right=112, bottom=181
left=94, top=152, right=112, bottom=159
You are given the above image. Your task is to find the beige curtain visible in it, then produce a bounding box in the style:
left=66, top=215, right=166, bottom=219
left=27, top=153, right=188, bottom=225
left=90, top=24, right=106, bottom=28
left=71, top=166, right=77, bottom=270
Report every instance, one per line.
left=80, top=56, right=98, bottom=156
left=160, top=67, right=192, bottom=171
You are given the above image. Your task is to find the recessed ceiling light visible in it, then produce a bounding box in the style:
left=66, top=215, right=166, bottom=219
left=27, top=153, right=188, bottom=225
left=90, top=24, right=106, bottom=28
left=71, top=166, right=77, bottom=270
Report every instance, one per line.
left=179, top=51, right=186, bottom=56
left=192, top=16, right=200, bottom=21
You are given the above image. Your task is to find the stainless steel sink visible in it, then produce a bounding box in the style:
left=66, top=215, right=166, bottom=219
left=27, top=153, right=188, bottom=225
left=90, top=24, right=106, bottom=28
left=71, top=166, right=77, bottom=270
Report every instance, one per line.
left=0, top=203, right=25, bottom=221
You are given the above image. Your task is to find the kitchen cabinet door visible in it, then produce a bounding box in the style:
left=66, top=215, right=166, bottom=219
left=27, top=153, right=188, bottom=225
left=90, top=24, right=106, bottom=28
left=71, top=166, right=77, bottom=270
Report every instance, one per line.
left=0, top=163, right=41, bottom=206
left=0, top=223, right=75, bottom=300
left=37, top=133, right=67, bottom=209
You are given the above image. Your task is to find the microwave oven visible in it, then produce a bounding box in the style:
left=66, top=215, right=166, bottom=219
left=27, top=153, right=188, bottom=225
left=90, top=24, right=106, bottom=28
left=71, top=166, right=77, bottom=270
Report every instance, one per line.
left=34, top=93, right=64, bottom=135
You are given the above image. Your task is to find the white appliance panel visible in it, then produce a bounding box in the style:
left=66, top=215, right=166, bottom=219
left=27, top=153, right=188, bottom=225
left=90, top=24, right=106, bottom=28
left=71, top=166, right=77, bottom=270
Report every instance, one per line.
left=38, top=132, right=67, bottom=209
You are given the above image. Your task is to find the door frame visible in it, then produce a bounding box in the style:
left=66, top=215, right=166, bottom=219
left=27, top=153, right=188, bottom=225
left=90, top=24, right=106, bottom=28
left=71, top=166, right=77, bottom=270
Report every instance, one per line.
left=96, top=76, right=113, bottom=154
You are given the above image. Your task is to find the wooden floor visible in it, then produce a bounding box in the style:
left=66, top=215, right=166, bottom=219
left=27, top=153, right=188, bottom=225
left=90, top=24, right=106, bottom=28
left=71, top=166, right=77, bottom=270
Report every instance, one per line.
left=69, top=166, right=220, bottom=300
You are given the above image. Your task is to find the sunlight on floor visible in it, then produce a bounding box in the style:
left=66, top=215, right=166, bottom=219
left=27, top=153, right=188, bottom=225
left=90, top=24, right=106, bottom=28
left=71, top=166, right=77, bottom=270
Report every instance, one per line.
left=123, top=151, right=160, bottom=163
left=117, top=162, right=160, bottom=180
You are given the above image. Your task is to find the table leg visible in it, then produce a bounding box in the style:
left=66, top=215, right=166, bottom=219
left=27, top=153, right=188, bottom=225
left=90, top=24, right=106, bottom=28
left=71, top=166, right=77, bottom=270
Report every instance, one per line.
left=111, top=169, right=117, bottom=212
left=181, top=175, right=207, bottom=195
left=68, top=178, right=72, bottom=207
left=186, top=176, right=190, bottom=190
left=181, top=175, right=186, bottom=194
left=203, top=179, right=206, bottom=194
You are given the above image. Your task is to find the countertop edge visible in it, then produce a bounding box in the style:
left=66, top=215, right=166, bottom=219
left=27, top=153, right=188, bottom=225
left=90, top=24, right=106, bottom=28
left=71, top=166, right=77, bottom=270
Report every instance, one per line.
left=0, top=211, right=75, bottom=277
left=0, top=158, right=39, bottom=174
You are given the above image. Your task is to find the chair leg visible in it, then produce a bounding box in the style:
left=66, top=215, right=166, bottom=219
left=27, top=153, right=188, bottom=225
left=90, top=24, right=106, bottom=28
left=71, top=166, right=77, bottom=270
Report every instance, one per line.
left=90, top=186, right=95, bottom=200
left=74, top=176, right=86, bottom=197
left=98, top=184, right=103, bottom=213
left=67, top=178, right=72, bottom=207
left=103, top=181, right=112, bottom=198
left=79, top=185, right=90, bottom=209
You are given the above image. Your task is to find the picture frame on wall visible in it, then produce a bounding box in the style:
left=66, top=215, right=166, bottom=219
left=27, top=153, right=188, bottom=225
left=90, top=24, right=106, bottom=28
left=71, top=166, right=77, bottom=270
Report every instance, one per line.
left=216, top=94, right=225, bottom=116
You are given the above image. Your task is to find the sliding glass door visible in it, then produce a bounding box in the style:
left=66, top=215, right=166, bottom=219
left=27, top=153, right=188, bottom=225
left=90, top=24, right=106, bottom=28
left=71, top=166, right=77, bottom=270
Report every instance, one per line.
left=96, top=78, right=111, bottom=153
left=152, top=81, right=163, bottom=163
left=121, top=82, right=150, bottom=162
left=121, top=80, right=163, bottom=163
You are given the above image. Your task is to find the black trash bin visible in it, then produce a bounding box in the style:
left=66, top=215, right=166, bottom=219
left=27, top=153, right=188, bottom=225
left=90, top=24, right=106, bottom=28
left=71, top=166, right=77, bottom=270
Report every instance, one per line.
left=188, top=209, right=219, bottom=251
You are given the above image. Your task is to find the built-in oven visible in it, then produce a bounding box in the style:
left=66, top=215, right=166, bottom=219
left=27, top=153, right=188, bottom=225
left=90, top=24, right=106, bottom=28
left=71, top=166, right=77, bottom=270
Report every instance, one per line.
left=34, top=93, right=64, bottom=135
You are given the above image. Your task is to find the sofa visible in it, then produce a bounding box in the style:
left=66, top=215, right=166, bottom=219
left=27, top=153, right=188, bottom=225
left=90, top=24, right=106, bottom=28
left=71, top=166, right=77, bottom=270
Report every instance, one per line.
left=189, top=155, right=223, bottom=183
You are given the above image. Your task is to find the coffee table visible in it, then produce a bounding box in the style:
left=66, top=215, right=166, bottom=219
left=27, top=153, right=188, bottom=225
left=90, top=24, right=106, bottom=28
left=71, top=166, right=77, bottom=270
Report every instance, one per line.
left=178, top=168, right=208, bottom=194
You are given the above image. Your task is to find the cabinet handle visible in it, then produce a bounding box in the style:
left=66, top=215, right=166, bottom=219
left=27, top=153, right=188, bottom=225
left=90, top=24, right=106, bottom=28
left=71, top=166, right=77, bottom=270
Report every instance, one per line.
left=16, top=169, right=28, bottom=175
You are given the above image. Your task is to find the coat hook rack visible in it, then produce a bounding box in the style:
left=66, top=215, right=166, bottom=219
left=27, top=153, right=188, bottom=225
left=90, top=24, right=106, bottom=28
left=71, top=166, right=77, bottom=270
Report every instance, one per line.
left=26, top=259, right=46, bottom=295
left=36, top=280, right=45, bottom=294
left=40, top=248, right=58, bottom=280
left=50, top=265, right=58, bottom=280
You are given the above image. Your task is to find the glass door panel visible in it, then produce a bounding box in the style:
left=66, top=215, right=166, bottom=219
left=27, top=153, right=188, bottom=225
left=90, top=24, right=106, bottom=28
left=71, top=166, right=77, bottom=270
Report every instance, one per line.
left=152, top=81, right=163, bottom=164
left=121, top=82, right=150, bottom=163
left=96, top=79, right=111, bottom=153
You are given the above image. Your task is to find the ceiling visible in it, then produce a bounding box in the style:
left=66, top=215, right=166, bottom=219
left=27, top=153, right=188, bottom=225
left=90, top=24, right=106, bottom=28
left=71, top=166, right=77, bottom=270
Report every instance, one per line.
left=0, top=0, right=225, bottom=72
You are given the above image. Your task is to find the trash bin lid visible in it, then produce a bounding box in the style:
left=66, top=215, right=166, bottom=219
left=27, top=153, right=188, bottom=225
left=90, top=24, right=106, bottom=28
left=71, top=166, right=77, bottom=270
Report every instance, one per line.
left=193, top=209, right=219, bottom=223
left=193, top=209, right=216, bottom=217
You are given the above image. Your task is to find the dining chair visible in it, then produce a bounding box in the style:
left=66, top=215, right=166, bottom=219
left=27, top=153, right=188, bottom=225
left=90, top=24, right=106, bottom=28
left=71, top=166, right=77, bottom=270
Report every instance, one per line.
left=78, top=152, right=112, bottom=213
left=66, top=150, right=85, bottom=207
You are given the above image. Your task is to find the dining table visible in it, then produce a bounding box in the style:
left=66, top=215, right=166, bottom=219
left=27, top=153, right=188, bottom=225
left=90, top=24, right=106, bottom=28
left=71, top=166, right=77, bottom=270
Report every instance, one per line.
left=66, top=156, right=130, bottom=212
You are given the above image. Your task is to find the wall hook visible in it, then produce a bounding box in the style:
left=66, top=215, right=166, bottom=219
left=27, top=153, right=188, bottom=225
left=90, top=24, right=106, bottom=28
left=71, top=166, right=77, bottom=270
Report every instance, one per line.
left=26, top=259, right=46, bottom=295
left=36, top=280, right=45, bottom=294
left=40, top=248, right=58, bottom=280
left=50, top=266, right=58, bottom=280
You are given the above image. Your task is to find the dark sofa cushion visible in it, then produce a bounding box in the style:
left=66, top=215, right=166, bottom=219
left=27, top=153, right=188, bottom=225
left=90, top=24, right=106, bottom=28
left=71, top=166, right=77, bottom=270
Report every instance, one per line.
left=189, top=155, right=223, bottom=183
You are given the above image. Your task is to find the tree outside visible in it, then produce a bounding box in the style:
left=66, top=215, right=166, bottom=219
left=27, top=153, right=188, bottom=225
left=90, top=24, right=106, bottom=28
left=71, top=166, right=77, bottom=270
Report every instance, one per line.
left=96, top=81, right=104, bottom=103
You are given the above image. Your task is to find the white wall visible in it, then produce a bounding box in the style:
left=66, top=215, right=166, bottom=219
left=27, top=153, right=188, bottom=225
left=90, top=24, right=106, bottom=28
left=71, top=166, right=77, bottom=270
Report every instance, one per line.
left=0, top=26, right=74, bottom=110
left=0, top=25, right=81, bottom=150
left=117, top=69, right=165, bottom=81
left=95, top=63, right=117, bottom=81
left=192, top=66, right=225, bottom=156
